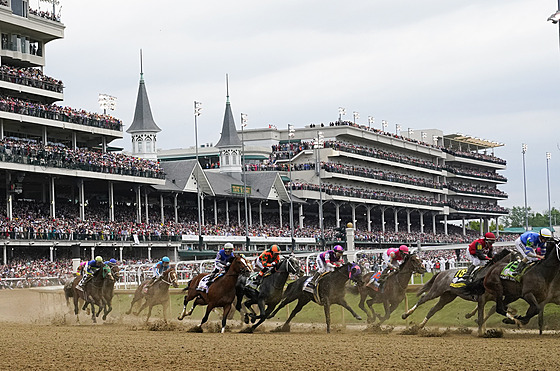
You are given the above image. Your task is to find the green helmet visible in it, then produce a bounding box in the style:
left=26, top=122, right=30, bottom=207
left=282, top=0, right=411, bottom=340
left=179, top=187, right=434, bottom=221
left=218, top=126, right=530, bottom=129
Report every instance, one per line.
left=95, top=256, right=103, bottom=263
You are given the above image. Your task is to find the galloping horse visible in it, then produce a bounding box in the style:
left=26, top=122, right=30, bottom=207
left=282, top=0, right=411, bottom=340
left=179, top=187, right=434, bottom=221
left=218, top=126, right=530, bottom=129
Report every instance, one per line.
left=235, top=255, right=303, bottom=332
left=484, top=240, right=559, bottom=333
left=355, top=253, right=425, bottom=323
left=126, top=267, right=179, bottom=323
left=101, top=264, right=121, bottom=320
left=74, top=265, right=114, bottom=323
left=178, top=255, right=252, bottom=333
left=402, top=249, right=511, bottom=335
left=268, top=262, right=363, bottom=333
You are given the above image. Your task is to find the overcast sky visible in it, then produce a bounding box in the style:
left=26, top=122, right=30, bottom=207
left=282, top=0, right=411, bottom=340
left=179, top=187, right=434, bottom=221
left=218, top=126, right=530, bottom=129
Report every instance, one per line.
left=40, top=0, right=560, bottom=215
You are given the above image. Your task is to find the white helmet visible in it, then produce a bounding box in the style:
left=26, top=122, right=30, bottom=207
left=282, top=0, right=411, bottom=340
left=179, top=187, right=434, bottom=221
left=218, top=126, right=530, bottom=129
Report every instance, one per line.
left=224, top=242, right=234, bottom=250
left=540, top=228, right=553, bottom=239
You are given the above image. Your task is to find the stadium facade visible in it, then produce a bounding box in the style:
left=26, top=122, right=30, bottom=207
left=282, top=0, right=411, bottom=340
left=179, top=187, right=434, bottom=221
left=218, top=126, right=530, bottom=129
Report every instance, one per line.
left=0, top=2, right=508, bottom=262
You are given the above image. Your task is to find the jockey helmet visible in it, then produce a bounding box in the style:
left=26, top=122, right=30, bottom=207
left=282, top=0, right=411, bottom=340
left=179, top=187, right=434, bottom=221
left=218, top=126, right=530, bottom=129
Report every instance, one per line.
left=484, top=232, right=496, bottom=241
left=224, top=242, right=234, bottom=251
left=109, top=258, right=117, bottom=264
left=270, top=245, right=280, bottom=254
left=540, top=228, right=553, bottom=239
left=162, top=256, right=170, bottom=263
left=399, top=245, right=409, bottom=254
left=333, top=245, right=344, bottom=253
left=95, top=256, right=103, bottom=263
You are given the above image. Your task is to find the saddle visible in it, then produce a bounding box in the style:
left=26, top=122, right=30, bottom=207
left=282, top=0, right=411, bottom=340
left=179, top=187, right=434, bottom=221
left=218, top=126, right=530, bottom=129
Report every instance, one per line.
left=303, top=272, right=328, bottom=304
left=196, top=275, right=213, bottom=293
left=500, top=261, right=533, bottom=282
left=449, top=267, right=476, bottom=288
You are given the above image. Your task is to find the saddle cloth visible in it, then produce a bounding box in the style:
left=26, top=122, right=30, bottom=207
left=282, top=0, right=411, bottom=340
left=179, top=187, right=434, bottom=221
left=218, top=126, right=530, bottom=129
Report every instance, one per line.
left=500, top=261, right=525, bottom=282
left=196, top=275, right=212, bottom=293
left=302, top=276, right=314, bottom=293
left=246, top=272, right=260, bottom=290
left=367, top=271, right=382, bottom=286
left=449, top=268, right=469, bottom=288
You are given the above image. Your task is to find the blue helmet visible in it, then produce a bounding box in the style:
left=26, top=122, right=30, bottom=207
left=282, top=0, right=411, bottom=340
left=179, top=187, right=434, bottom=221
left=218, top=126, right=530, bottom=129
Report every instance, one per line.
left=109, top=258, right=117, bottom=264
left=162, top=256, right=170, bottom=263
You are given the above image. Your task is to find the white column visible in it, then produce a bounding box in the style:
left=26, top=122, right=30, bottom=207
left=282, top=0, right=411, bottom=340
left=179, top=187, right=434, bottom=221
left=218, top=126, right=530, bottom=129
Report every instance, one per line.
left=102, top=137, right=107, bottom=153
left=432, top=214, right=436, bottom=234
left=119, top=247, right=123, bottom=261
left=49, top=246, right=54, bottom=262
left=160, top=194, right=164, bottom=224
left=2, top=244, right=6, bottom=265
left=406, top=209, right=411, bottom=233
left=174, top=246, right=178, bottom=262
left=237, top=201, right=241, bottom=226
left=214, top=199, right=218, bottom=225
left=249, top=202, right=253, bottom=226
left=335, top=203, right=340, bottom=228
left=144, top=189, right=149, bottom=224
left=174, top=193, right=178, bottom=223
left=201, top=194, right=205, bottom=226
left=299, top=204, right=304, bottom=228
left=72, top=132, right=77, bottom=149
left=346, top=225, right=356, bottom=263
left=419, top=211, right=424, bottom=234
left=381, top=207, right=386, bottom=233
left=109, top=181, right=115, bottom=222
left=394, top=208, right=398, bottom=232
left=444, top=215, right=448, bottom=235
left=136, top=186, right=141, bottom=223
left=50, top=176, right=56, bottom=218
left=351, top=204, right=356, bottom=230
left=6, top=172, right=12, bottom=221
left=78, top=179, right=85, bottom=221
left=480, top=218, right=484, bottom=235
left=259, top=201, right=263, bottom=226
left=147, top=246, right=152, bottom=261
left=495, top=217, right=500, bottom=237
left=462, top=217, right=466, bottom=236
left=366, top=206, right=371, bottom=232
left=225, top=200, right=229, bottom=226
left=90, top=246, right=95, bottom=260
left=42, top=126, right=47, bottom=144
left=278, top=202, right=283, bottom=228
left=0, top=119, right=3, bottom=139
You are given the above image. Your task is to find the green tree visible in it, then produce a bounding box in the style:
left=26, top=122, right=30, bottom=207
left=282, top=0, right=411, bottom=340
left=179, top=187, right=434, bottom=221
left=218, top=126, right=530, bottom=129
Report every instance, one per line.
left=504, top=206, right=532, bottom=228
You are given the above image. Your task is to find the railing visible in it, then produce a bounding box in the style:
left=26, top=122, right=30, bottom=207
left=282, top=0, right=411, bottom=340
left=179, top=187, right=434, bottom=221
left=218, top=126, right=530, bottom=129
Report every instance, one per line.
left=0, top=70, right=63, bottom=93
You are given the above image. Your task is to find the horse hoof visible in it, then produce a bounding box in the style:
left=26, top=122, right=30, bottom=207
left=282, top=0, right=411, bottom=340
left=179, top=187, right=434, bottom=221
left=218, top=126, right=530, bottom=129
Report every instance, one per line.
left=502, top=318, right=516, bottom=325
left=250, top=317, right=257, bottom=324
left=401, top=314, right=408, bottom=320
left=355, top=315, right=363, bottom=321
left=243, top=315, right=249, bottom=325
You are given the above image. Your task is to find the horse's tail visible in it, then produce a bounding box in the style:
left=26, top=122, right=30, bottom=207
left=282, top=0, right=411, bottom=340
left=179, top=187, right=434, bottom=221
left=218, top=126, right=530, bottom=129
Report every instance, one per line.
left=63, top=281, right=74, bottom=305
left=417, top=272, right=439, bottom=297
left=182, top=279, right=192, bottom=292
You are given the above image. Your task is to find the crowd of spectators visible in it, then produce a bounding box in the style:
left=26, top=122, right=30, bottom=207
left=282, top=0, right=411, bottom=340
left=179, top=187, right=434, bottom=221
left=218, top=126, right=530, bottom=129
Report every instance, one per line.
left=448, top=199, right=508, bottom=214
left=446, top=166, right=507, bottom=182
left=0, top=65, right=63, bottom=93
left=0, top=95, right=122, bottom=131
left=28, top=8, right=61, bottom=22
left=307, top=120, right=506, bottom=165
left=291, top=181, right=445, bottom=207
left=446, top=182, right=507, bottom=198
left=0, top=137, right=165, bottom=179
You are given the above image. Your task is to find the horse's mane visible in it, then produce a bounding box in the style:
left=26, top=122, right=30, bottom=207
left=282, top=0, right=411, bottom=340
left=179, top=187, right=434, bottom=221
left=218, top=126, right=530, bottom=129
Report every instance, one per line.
left=489, top=248, right=511, bottom=265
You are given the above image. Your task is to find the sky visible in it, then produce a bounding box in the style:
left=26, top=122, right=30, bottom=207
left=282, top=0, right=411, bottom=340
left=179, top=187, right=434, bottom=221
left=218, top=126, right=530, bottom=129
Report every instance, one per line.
left=39, top=0, right=560, bottom=215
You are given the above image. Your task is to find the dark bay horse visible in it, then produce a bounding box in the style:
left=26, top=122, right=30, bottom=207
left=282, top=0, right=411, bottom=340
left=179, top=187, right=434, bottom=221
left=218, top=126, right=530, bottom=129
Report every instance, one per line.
left=178, top=255, right=252, bottom=333
left=355, top=253, right=426, bottom=323
left=101, top=264, right=121, bottom=320
left=126, top=267, right=179, bottom=323
left=401, top=249, right=511, bottom=335
left=74, top=265, right=114, bottom=323
left=268, top=262, right=363, bottom=333
left=235, top=255, right=303, bottom=332
left=484, top=240, right=560, bottom=333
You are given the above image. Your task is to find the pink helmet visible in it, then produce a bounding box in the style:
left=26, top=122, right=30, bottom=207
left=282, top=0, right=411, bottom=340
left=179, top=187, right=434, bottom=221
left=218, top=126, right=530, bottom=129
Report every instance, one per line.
left=334, top=245, right=344, bottom=253
left=399, top=245, right=409, bottom=254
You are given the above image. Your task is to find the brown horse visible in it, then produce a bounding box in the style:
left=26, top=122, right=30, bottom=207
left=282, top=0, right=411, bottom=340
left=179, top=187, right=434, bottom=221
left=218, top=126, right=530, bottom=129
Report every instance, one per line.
left=101, top=264, right=121, bottom=320
left=177, top=255, right=252, bottom=333
left=68, top=265, right=114, bottom=323
left=484, top=240, right=559, bottom=333
left=355, top=253, right=426, bottom=323
left=126, top=267, right=179, bottom=323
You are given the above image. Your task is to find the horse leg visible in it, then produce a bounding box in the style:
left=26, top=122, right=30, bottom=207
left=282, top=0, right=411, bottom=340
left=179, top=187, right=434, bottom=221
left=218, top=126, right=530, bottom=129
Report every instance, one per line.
left=280, top=298, right=311, bottom=331
left=335, top=298, right=363, bottom=321
left=200, top=305, right=214, bottom=328
left=323, top=299, right=332, bottom=334
left=419, top=293, right=456, bottom=328
left=90, top=302, right=97, bottom=324
left=221, top=303, right=232, bottom=334
left=163, top=300, right=169, bottom=321
left=178, top=294, right=197, bottom=320
left=268, top=293, right=298, bottom=319
left=516, top=292, right=541, bottom=326
left=402, top=292, right=432, bottom=320
left=538, top=308, right=544, bottom=335
left=464, top=304, right=478, bottom=319
left=243, top=299, right=258, bottom=324
left=358, top=291, right=373, bottom=322
left=145, top=304, right=153, bottom=324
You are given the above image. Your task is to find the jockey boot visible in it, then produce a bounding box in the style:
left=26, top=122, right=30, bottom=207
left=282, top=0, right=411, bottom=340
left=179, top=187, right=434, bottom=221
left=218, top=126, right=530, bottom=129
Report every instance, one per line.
left=465, top=264, right=476, bottom=283
left=309, top=272, right=320, bottom=287
left=514, top=260, right=527, bottom=276
left=254, top=273, right=263, bottom=287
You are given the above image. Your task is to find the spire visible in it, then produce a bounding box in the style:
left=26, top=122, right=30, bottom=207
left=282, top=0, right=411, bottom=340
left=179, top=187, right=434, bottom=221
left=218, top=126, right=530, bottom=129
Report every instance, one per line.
left=215, top=74, right=241, bottom=148
left=126, top=51, right=161, bottom=134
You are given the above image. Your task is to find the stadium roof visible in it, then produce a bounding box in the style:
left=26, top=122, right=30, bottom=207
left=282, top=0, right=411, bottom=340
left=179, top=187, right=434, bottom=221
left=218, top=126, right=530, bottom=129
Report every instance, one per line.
left=215, top=95, right=242, bottom=148
left=127, top=73, right=161, bottom=134
left=444, top=133, right=503, bottom=149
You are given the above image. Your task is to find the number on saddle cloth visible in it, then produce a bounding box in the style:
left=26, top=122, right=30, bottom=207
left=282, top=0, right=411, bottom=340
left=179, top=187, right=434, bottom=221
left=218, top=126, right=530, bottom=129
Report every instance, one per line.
left=500, top=261, right=521, bottom=282
left=367, top=271, right=382, bottom=285
left=196, top=275, right=213, bottom=293
left=449, top=268, right=469, bottom=288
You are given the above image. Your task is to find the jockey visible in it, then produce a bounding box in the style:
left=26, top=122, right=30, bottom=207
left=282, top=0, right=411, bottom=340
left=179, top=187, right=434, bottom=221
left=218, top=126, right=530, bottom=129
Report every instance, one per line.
left=514, top=228, right=552, bottom=274
left=207, top=242, right=235, bottom=283
left=374, top=245, right=409, bottom=290
left=146, top=256, right=171, bottom=290
left=76, top=261, right=87, bottom=276
left=76, top=256, right=104, bottom=291
left=309, top=245, right=345, bottom=288
left=104, top=258, right=118, bottom=266
left=254, top=245, right=281, bottom=286
left=465, top=232, right=496, bottom=280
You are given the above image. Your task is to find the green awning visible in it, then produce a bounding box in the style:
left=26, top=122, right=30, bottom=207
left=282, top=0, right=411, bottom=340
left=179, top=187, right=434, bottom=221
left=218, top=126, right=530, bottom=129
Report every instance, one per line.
left=243, top=155, right=268, bottom=160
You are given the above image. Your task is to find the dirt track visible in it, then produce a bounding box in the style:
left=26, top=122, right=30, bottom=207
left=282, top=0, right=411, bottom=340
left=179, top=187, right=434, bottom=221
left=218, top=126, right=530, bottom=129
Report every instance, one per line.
left=1, top=289, right=560, bottom=370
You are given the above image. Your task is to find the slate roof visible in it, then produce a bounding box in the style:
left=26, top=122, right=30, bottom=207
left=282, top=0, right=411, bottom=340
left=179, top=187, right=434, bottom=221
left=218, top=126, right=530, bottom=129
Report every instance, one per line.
left=215, top=99, right=242, bottom=148
left=127, top=74, right=162, bottom=134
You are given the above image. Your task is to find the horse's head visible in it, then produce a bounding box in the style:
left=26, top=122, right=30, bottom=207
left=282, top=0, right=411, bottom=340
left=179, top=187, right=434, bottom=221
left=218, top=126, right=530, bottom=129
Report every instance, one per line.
left=164, top=267, right=179, bottom=288
left=284, top=255, right=304, bottom=277
left=232, top=255, right=252, bottom=274
left=344, top=262, right=362, bottom=283
left=407, top=253, right=426, bottom=274
left=109, top=264, right=121, bottom=281
left=101, top=265, right=114, bottom=282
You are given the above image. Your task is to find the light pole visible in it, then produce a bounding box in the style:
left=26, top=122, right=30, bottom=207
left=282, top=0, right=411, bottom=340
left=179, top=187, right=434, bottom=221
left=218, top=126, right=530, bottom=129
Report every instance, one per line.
left=408, top=128, right=414, bottom=139
left=421, top=132, right=427, bottom=143
left=381, top=120, right=388, bottom=132
left=522, top=143, right=529, bottom=231
left=547, top=152, right=552, bottom=229
left=194, top=101, right=203, bottom=249
left=241, top=113, right=249, bottom=250
left=368, top=116, right=374, bottom=130
left=98, top=94, right=117, bottom=115
left=353, top=111, right=359, bottom=125
left=432, top=135, right=439, bottom=146
left=314, top=131, right=325, bottom=246
left=338, top=107, right=346, bottom=123
left=395, top=123, right=401, bottom=136
left=288, top=124, right=296, bottom=251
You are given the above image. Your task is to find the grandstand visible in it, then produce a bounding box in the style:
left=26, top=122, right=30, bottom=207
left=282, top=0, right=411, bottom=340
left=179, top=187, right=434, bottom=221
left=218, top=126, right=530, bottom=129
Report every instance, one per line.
left=0, top=2, right=510, bottom=264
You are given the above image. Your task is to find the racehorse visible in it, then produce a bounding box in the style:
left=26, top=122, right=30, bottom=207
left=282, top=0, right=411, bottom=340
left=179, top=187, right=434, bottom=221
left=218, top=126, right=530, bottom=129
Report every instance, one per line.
left=126, top=266, right=179, bottom=323
left=484, top=240, right=560, bottom=333
left=268, top=262, right=363, bottom=333
left=72, top=265, right=114, bottom=323
left=101, top=264, right=121, bottom=320
left=355, top=253, right=426, bottom=323
left=178, top=255, right=252, bottom=333
left=235, top=255, right=303, bottom=332
left=401, top=249, right=511, bottom=335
